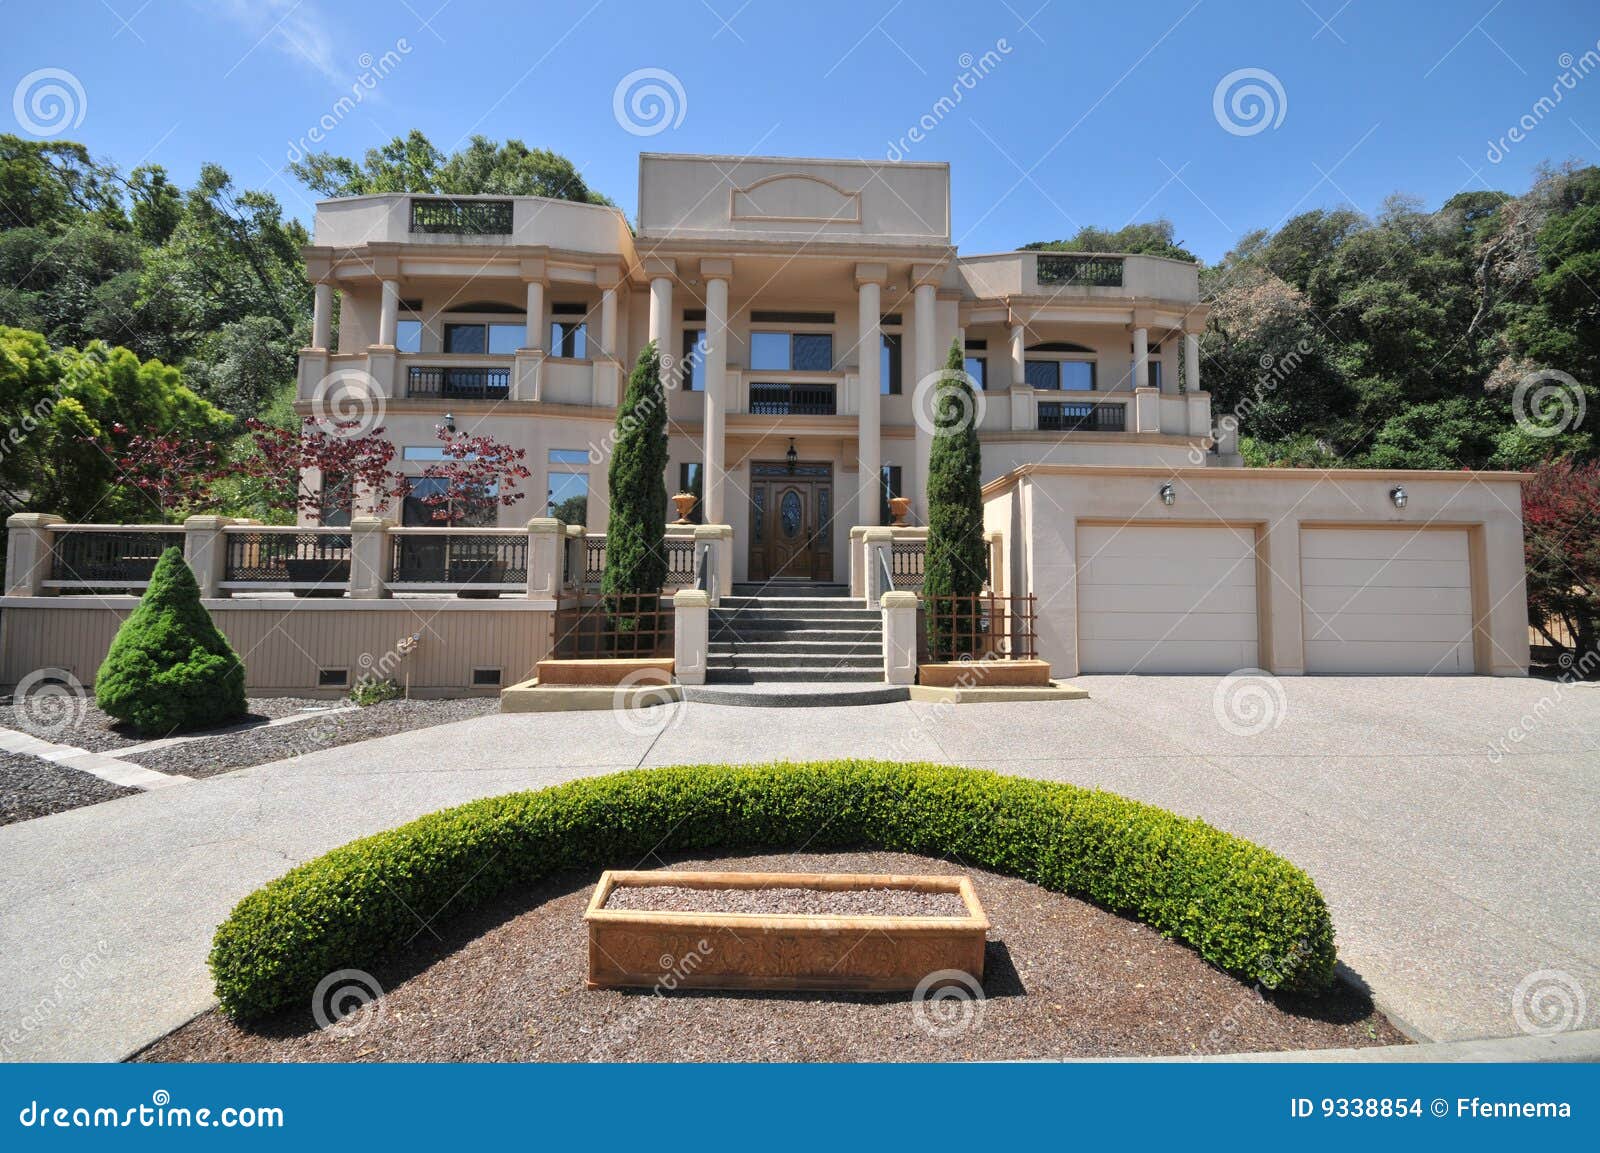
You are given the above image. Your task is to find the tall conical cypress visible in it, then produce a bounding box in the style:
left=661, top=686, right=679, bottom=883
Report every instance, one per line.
left=94, top=548, right=247, bottom=734
left=602, top=341, right=670, bottom=650
left=923, top=339, right=988, bottom=660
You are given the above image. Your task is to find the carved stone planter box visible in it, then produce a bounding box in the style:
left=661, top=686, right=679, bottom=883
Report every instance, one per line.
left=584, top=870, right=988, bottom=992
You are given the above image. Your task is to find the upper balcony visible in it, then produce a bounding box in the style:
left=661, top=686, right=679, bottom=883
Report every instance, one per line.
left=958, top=251, right=1200, bottom=304
left=311, top=193, right=635, bottom=257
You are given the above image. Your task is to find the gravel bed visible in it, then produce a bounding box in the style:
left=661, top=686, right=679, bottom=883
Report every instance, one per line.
left=131, top=697, right=498, bottom=779
left=605, top=883, right=970, bottom=918
left=137, top=851, right=1405, bottom=1063
left=0, top=696, right=338, bottom=752
left=0, top=751, right=139, bottom=826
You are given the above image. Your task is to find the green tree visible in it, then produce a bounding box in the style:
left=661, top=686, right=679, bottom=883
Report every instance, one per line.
left=1025, top=219, right=1198, bottom=263
left=290, top=130, right=612, bottom=205
left=923, top=339, right=988, bottom=661
left=602, top=342, right=670, bottom=650
left=93, top=548, right=247, bottom=734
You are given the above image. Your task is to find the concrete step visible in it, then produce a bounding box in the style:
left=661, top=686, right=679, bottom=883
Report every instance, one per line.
left=683, top=683, right=910, bottom=707
left=709, top=627, right=883, bottom=644
left=711, top=612, right=881, bottom=628
left=705, top=667, right=883, bottom=684
left=709, top=639, right=882, bottom=656
left=718, top=596, right=869, bottom=611
left=709, top=652, right=882, bottom=670
left=729, top=582, right=851, bottom=598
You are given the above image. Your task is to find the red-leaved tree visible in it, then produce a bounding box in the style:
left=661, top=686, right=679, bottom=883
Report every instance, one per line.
left=404, top=425, right=531, bottom=524
left=94, top=423, right=226, bottom=520
left=238, top=417, right=399, bottom=522
left=1523, top=458, right=1600, bottom=671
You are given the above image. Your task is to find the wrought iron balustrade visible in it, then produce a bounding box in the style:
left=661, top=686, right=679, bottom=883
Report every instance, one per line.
left=748, top=381, right=837, bottom=416
left=408, top=197, right=513, bottom=235
left=1036, top=253, right=1124, bottom=288
left=407, top=365, right=510, bottom=400
left=1037, top=400, right=1127, bottom=433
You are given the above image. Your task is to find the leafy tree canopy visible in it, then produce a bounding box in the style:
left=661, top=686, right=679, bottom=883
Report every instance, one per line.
left=289, top=130, right=612, bottom=206
left=1024, top=219, right=1198, bottom=263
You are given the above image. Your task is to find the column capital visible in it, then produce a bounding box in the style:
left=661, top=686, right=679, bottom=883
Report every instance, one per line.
left=910, top=262, right=945, bottom=288
left=519, top=256, right=548, bottom=283
left=370, top=254, right=400, bottom=280
left=1128, top=307, right=1156, bottom=331
left=642, top=256, right=678, bottom=280
left=854, top=262, right=889, bottom=287
left=699, top=257, right=734, bottom=281
left=595, top=266, right=623, bottom=291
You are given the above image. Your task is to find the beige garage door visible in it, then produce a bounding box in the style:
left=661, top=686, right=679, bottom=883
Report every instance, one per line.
left=1300, top=529, right=1475, bottom=674
left=1076, top=524, right=1260, bottom=674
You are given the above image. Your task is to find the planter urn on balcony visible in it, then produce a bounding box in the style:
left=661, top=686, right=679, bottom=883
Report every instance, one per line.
left=671, top=492, right=699, bottom=524
left=888, top=497, right=912, bottom=526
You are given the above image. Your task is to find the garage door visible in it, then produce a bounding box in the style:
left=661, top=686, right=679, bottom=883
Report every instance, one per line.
left=1300, top=529, right=1475, bottom=674
left=1076, top=524, right=1259, bottom=674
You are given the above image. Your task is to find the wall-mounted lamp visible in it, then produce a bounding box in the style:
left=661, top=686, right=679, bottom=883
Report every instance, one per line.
left=1390, top=486, right=1407, bottom=509
left=786, top=437, right=798, bottom=473
left=442, top=412, right=457, bottom=435
left=1159, top=481, right=1176, bottom=507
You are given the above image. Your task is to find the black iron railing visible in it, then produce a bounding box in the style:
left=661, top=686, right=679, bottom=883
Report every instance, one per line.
left=923, top=593, right=1037, bottom=663
left=1036, top=253, right=1124, bottom=288
left=1038, top=400, right=1127, bottom=433
left=389, top=533, right=528, bottom=586
left=890, top=540, right=925, bottom=591
left=584, top=536, right=606, bottom=587
left=50, top=530, right=185, bottom=584
left=224, top=530, right=351, bottom=583
left=407, top=365, right=510, bottom=400
left=749, top=381, right=837, bottom=415
left=408, top=197, right=513, bottom=235
left=550, top=593, right=675, bottom=659
left=664, top=538, right=696, bottom=589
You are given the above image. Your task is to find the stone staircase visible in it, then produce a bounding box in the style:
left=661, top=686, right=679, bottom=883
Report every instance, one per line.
left=707, top=592, right=882, bottom=684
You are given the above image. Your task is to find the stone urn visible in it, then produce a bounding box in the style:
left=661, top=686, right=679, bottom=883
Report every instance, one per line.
left=888, top=496, right=911, bottom=526
left=671, top=491, right=699, bottom=524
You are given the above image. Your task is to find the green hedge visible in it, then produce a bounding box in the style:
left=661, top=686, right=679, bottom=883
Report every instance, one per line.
left=210, top=761, right=1336, bottom=1019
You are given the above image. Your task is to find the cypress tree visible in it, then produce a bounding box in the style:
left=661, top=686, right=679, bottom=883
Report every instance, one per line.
left=922, top=338, right=988, bottom=660
left=602, top=340, right=670, bottom=650
left=94, top=548, right=248, bottom=734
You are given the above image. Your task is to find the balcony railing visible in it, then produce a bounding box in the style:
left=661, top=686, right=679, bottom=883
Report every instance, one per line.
left=223, top=528, right=352, bottom=594
left=390, top=532, right=529, bottom=591
left=408, top=197, right=513, bottom=235
left=1036, top=253, right=1124, bottom=288
left=407, top=365, right=511, bottom=400
left=575, top=534, right=697, bottom=591
left=1038, top=399, right=1127, bottom=433
left=749, top=381, right=837, bottom=416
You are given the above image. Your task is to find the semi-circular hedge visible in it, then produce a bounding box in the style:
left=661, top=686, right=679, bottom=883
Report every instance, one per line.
left=210, top=761, right=1336, bottom=1019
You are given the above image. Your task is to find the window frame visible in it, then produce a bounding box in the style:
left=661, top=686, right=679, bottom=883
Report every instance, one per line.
left=747, top=314, right=835, bottom=374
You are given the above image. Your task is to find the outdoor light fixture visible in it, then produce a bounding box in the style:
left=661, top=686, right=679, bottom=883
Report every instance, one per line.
left=443, top=412, right=456, bottom=434
left=1159, top=481, right=1176, bottom=506
left=1390, top=486, right=1408, bottom=509
left=786, top=437, right=798, bottom=473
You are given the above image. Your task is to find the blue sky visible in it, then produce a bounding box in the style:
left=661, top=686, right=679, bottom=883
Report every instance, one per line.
left=5, top=0, right=1597, bottom=261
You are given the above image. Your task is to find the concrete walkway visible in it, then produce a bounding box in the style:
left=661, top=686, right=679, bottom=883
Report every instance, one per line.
left=1, top=676, right=1596, bottom=1061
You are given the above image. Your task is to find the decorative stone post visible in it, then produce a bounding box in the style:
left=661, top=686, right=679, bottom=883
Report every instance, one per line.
left=673, top=588, right=710, bottom=686
left=183, top=515, right=234, bottom=599
left=525, top=517, right=563, bottom=599
left=848, top=526, right=870, bottom=598
left=1133, top=387, right=1160, bottom=434
left=349, top=516, right=393, bottom=599
left=694, top=524, right=733, bottom=604
left=881, top=591, right=918, bottom=685
left=564, top=523, right=586, bottom=590
left=863, top=527, right=894, bottom=604
left=4, top=513, right=63, bottom=597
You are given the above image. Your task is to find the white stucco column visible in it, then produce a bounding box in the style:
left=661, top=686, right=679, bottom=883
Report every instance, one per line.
left=701, top=259, right=732, bottom=524
left=649, top=277, right=673, bottom=346
left=1184, top=331, right=1201, bottom=394
left=312, top=283, right=333, bottom=350
left=855, top=267, right=884, bottom=527
left=599, top=285, right=618, bottom=361
left=524, top=278, right=545, bottom=350
left=912, top=277, right=938, bottom=521
left=1131, top=325, right=1150, bottom=391
left=378, top=279, right=400, bottom=348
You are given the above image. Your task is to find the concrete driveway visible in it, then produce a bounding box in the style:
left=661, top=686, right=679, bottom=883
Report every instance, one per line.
left=1, top=675, right=1596, bottom=1060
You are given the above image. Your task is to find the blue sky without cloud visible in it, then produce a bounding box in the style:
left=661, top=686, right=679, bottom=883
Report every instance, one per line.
left=5, top=0, right=1598, bottom=263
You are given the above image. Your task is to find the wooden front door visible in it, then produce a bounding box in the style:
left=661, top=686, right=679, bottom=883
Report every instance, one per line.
left=748, top=462, right=834, bottom=582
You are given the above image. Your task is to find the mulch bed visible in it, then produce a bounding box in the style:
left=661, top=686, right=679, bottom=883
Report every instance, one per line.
left=0, top=696, right=327, bottom=752
left=131, top=698, right=498, bottom=779
left=0, top=751, right=139, bottom=826
left=604, top=883, right=970, bottom=918
left=136, top=851, right=1406, bottom=1063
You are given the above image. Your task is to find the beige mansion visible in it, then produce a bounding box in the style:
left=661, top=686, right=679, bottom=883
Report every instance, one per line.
left=293, top=153, right=1530, bottom=678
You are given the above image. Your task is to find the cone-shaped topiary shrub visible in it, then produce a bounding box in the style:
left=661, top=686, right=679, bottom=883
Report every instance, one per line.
left=923, top=338, right=988, bottom=660
left=602, top=340, right=670, bottom=654
left=94, top=547, right=247, bottom=734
